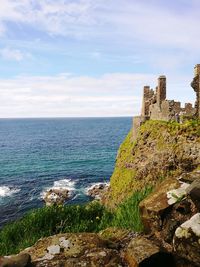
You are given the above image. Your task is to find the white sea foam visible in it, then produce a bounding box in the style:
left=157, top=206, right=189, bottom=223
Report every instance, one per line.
left=0, top=186, right=20, bottom=198
left=53, top=179, right=75, bottom=190
left=41, top=178, right=76, bottom=200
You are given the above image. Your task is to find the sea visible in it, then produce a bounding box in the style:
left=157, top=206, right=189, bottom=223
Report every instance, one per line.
left=0, top=117, right=132, bottom=227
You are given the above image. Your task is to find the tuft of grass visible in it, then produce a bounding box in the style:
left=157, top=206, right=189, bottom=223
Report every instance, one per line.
left=104, top=186, right=153, bottom=232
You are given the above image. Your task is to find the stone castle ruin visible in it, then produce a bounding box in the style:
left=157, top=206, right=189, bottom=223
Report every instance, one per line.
left=133, top=64, right=200, bottom=138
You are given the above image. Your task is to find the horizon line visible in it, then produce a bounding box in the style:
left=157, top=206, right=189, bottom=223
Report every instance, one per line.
left=0, top=115, right=133, bottom=119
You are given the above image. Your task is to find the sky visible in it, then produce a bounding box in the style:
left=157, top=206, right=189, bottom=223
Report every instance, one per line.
left=0, top=0, right=199, bottom=118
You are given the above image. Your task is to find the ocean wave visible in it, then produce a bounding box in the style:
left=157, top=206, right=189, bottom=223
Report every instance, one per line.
left=0, top=186, right=20, bottom=198
left=40, top=178, right=76, bottom=200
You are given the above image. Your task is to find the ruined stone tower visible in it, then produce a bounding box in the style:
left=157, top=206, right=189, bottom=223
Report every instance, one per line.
left=191, top=64, right=200, bottom=118
left=133, top=65, right=197, bottom=139
left=141, top=86, right=154, bottom=117
left=157, top=75, right=166, bottom=108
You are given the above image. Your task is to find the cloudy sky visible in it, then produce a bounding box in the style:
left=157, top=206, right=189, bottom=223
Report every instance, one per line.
left=0, top=0, right=199, bottom=118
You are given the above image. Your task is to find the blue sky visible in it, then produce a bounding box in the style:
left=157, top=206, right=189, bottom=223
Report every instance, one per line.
left=0, top=0, right=199, bottom=117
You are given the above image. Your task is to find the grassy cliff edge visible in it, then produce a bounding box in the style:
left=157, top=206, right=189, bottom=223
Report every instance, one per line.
left=103, top=119, right=200, bottom=208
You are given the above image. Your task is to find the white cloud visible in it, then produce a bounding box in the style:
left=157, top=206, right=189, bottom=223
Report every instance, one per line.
left=0, top=0, right=198, bottom=119
left=0, top=0, right=199, bottom=68
left=0, top=47, right=32, bottom=61
left=0, top=48, right=26, bottom=61
left=0, top=72, right=156, bottom=118
left=0, top=71, right=196, bottom=118
left=0, top=0, right=199, bottom=49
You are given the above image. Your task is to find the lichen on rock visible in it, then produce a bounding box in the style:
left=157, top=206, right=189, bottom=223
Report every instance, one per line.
left=174, top=213, right=200, bottom=266
left=175, top=213, right=200, bottom=238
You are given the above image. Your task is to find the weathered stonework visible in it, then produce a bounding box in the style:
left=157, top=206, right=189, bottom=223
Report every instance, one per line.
left=157, top=75, right=166, bottom=107
left=191, top=64, right=200, bottom=118
left=133, top=65, right=199, bottom=138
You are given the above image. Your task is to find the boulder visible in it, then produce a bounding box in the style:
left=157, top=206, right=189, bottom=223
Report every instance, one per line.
left=173, top=213, right=200, bottom=266
left=139, top=177, right=186, bottom=233
left=186, top=179, right=200, bottom=209
left=161, top=198, right=197, bottom=245
left=43, top=188, right=69, bottom=206
left=124, top=236, right=175, bottom=267
left=21, top=233, right=123, bottom=267
left=0, top=253, right=31, bottom=267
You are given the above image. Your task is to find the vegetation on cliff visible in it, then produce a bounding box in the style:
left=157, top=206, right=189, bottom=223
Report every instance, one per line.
left=0, top=186, right=152, bottom=255
left=104, top=119, right=200, bottom=208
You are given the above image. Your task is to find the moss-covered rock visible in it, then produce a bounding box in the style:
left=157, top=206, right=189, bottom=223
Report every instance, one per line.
left=103, top=120, right=200, bottom=208
left=21, top=233, right=123, bottom=266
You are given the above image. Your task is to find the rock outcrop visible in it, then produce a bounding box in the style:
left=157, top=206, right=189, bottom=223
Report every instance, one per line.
left=103, top=120, right=200, bottom=208
left=20, top=232, right=123, bottom=266
left=174, top=213, right=200, bottom=265
left=138, top=172, right=200, bottom=266
left=1, top=229, right=181, bottom=267
left=43, top=188, right=70, bottom=206
left=87, top=183, right=109, bottom=200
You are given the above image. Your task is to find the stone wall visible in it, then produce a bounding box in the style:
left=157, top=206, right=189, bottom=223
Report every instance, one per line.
left=133, top=116, right=143, bottom=139
left=141, top=86, right=155, bottom=117
left=184, top=103, right=195, bottom=115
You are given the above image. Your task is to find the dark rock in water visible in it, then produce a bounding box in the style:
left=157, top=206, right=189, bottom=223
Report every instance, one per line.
left=0, top=253, right=31, bottom=267
left=173, top=213, right=200, bottom=267
left=87, top=183, right=109, bottom=200
left=43, top=188, right=70, bottom=206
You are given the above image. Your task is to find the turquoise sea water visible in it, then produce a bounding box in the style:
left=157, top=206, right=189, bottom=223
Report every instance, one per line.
left=0, top=117, right=132, bottom=227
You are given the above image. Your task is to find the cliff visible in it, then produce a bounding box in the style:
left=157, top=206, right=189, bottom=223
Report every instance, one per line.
left=103, top=119, right=200, bottom=208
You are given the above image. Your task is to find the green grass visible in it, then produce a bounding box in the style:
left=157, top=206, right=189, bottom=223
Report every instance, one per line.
left=0, top=186, right=152, bottom=256
left=103, top=186, right=153, bottom=231
left=0, top=201, right=108, bottom=255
